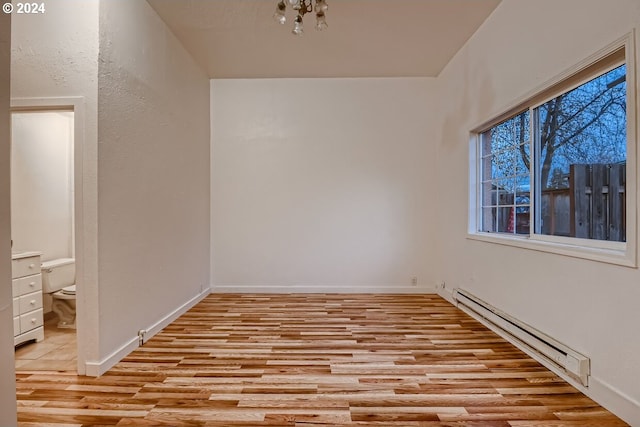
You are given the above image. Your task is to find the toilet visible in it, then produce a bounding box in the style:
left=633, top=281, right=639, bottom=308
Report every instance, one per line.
left=41, top=258, right=76, bottom=329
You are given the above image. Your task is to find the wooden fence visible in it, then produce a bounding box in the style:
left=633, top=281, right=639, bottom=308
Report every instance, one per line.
left=540, top=188, right=570, bottom=237
left=541, top=163, right=625, bottom=241
left=490, top=163, right=625, bottom=241
left=569, top=163, right=625, bottom=242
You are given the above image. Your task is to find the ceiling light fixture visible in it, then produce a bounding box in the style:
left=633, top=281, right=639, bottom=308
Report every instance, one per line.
left=273, top=0, right=328, bottom=36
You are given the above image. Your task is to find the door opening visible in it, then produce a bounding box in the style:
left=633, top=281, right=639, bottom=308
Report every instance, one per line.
left=11, top=109, right=78, bottom=372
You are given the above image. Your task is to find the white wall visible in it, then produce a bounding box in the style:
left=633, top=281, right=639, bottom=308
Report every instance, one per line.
left=98, top=0, right=210, bottom=365
left=211, top=78, right=437, bottom=293
left=435, top=0, right=640, bottom=424
left=11, top=0, right=100, bottom=372
left=11, top=112, right=74, bottom=261
left=11, top=0, right=210, bottom=374
left=0, top=11, right=17, bottom=427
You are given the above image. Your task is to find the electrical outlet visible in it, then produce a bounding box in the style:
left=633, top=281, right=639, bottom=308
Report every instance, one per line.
left=411, top=276, right=418, bottom=286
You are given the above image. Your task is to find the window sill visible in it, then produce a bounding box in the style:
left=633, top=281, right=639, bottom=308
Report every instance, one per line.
left=466, top=232, right=636, bottom=268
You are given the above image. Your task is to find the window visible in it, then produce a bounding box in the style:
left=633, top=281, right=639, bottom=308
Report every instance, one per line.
left=533, top=64, right=626, bottom=242
left=472, top=41, right=635, bottom=264
left=480, top=111, right=531, bottom=235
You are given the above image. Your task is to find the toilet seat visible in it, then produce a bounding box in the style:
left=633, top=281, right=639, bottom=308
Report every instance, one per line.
left=61, top=285, right=76, bottom=295
left=52, top=286, right=76, bottom=300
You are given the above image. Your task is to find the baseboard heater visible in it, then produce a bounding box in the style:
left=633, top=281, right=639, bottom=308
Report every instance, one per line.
left=452, top=288, right=590, bottom=386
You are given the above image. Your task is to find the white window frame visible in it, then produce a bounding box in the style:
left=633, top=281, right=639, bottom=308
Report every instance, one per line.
left=468, top=33, right=637, bottom=267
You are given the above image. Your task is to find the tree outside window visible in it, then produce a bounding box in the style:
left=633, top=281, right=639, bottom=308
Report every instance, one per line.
left=480, top=63, right=626, bottom=242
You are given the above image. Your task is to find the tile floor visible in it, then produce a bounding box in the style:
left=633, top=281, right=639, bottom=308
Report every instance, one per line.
left=14, top=315, right=77, bottom=372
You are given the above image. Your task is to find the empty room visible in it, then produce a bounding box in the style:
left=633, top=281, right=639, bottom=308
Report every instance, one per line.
left=0, top=0, right=639, bottom=426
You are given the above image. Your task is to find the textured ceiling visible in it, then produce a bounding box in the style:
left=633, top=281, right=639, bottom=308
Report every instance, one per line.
left=147, top=0, right=501, bottom=79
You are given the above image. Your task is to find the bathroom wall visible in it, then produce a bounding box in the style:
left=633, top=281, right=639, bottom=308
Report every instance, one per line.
left=98, top=0, right=210, bottom=369
left=11, top=111, right=74, bottom=262
left=211, top=78, right=437, bottom=292
left=0, top=10, right=17, bottom=427
left=434, top=0, right=640, bottom=423
left=11, top=111, right=74, bottom=314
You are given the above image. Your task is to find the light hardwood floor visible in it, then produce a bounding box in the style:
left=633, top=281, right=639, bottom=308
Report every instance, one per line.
left=16, top=294, right=629, bottom=426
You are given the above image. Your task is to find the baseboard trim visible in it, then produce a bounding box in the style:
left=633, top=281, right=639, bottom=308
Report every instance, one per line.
left=437, top=287, right=639, bottom=426
left=211, top=284, right=433, bottom=294
left=84, top=287, right=210, bottom=377
left=85, top=336, right=138, bottom=377
left=588, top=377, right=640, bottom=427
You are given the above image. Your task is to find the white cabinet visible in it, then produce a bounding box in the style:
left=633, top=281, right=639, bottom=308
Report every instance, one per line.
left=12, top=252, right=44, bottom=346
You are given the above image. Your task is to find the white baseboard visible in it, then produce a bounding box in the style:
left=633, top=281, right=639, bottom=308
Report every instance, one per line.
left=84, top=287, right=210, bottom=377
left=435, top=284, right=455, bottom=302
left=85, top=336, right=139, bottom=377
left=436, top=287, right=639, bottom=427
left=589, top=377, right=640, bottom=427
left=211, top=284, right=433, bottom=294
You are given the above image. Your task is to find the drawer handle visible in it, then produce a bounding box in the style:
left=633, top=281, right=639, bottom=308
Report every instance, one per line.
left=30, top=318, right=36, bottom=324
left=29, top=263, right=36, bottom=269
left=29, top=282, right=36, bottom=287
left=30, top=300, right=36, bottom=306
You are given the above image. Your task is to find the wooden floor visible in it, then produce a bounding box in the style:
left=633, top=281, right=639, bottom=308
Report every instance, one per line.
left=16, top=294, right=628, bottom=426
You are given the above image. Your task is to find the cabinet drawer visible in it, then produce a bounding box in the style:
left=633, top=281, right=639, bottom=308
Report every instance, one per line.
left=20, top=292, right=43, bottom=313
left=12, top=256, right=40, bottom=279
left=20, top=308, right=43, bottom=333
left=13, top=297, right=19, bottom=316
left=13, top=317, right=20, bottom=337
left=13, top=274, right=42, bottom=297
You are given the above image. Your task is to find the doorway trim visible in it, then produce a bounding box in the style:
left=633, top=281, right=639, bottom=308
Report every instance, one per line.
left=11, top=96, right=97, bottom=375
